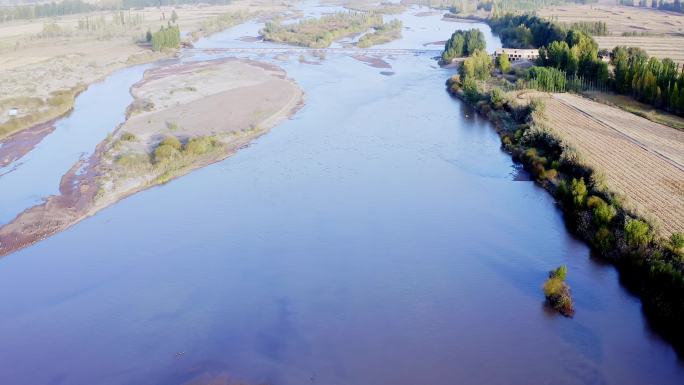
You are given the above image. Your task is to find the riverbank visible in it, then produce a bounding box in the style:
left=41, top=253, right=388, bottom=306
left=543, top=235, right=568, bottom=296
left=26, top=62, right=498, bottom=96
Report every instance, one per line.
left=446, top=75, right=684, bottom=354
left=0, top=58, right=303, bottom=257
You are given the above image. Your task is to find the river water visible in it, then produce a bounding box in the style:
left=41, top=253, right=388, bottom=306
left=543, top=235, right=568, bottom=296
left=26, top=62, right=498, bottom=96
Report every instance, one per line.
left=0, top=5, right=682, bottom=385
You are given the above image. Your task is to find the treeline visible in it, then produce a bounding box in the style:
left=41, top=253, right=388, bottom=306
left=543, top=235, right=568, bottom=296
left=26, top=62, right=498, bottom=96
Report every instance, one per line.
left=561, top=21, right=608, bottom=36
left=618, top=0, right=684, bottom=14
left=441, top=28, right=486, bottom=63
left=612, top=46, right=684, bottom=114
left=0, top=0, right=95, bottom=22
left=0, top=0, right=232, bottom=23
left=488, top=13, right=566, bottom=48
left=150, top=24, right=180, bottom=51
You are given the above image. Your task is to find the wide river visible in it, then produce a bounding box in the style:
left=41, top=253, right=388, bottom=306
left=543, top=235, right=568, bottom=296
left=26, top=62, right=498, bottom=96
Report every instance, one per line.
left=0, top=4, right=682, bottom=385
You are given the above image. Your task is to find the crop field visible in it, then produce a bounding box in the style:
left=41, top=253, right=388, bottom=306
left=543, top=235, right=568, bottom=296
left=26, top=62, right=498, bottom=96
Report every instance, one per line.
left=537, top=4, right=684, bottom=63
left=539, top=93, right=684, bottom=236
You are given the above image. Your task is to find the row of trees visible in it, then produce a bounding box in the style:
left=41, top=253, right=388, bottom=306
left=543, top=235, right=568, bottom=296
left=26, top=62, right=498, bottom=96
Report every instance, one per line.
left=537, top=30, right=609, bottom=83
left=612, top=46, right=684, bottom=113
left=0, top=0, right=94, bottom=22
left=488, top=13, right=566, bottom=48
left=0, top=0, right=230, bottom=23
left=619, top=0, right=684, bottom=14
left=441, top=28, right=486, bottom=62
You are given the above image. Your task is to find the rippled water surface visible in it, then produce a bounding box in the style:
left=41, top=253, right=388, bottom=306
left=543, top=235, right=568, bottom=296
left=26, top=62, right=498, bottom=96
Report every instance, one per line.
left=0, top=4, right=682, bottom=385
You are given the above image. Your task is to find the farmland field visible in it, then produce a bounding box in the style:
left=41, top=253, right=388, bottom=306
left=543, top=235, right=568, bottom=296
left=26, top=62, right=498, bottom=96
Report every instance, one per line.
left=537, top=4, right=684, bottom=63
left=538, top=92, right=684, bottom=236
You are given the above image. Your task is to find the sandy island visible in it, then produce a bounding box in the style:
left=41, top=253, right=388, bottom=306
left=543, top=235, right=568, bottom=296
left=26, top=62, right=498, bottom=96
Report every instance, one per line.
left=0, top=59, right=303, bottom=257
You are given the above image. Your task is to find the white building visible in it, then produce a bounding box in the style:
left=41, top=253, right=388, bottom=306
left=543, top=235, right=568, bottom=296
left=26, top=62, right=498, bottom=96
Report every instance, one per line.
left=494, top=48, right=539, bottom=62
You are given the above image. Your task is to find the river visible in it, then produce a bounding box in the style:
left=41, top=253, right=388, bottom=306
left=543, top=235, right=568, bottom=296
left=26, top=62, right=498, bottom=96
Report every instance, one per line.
left=0, top=4, right=682, bottom=385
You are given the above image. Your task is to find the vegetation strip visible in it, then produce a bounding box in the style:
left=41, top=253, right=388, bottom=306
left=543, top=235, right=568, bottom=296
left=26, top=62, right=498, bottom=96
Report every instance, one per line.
left=442, top=25, right=683, bottom=352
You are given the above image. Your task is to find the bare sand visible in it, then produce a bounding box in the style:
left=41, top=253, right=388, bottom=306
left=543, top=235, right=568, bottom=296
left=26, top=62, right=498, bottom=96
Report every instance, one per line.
left=0, top=59, right=303, bottom=257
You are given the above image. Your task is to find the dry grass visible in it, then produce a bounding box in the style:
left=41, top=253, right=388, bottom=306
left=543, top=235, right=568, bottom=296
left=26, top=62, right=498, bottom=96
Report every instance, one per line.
left=538, top=4, right=684, bottom=63
left=537, top=92, right=684, bottom=236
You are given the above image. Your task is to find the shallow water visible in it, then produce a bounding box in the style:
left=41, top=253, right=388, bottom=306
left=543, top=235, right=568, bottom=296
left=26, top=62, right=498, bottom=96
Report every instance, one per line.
left=0, top=4, right=682, bottom=385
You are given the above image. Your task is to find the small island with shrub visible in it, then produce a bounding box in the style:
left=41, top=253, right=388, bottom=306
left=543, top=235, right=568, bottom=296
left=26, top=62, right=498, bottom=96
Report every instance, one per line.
left=543, top=265, right=575, bottom=317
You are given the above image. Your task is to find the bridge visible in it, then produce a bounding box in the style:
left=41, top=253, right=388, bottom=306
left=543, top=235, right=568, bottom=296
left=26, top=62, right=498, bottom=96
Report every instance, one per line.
left=183, top=47, right=442, bottom=56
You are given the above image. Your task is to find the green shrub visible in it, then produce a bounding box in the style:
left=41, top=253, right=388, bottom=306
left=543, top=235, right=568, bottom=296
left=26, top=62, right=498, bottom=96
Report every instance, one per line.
left=154, top=144, right=179, bottom=163
left=593, top=201, right=616, bottom=226
left=120, top=132, right=136, bottom=141
left=669, top=232, right=684, bottom=254
left=185, top=136, right=221, bottom=156
left=462, top=77, right=480, bottom=102
left=593, top=226, right=614, bottom=252
left=625, top=219, right=652, bottom=249
left=490, top=87, right=505, bottom=108
left=497, top=51, right=511, bottom=73
left=550, top=265, right=567, bottom=280
left=570, top=178, right=587, bottom=208
left=159, top=136, right=182, bottom=151
left=543, top=265, right=574, bottom=317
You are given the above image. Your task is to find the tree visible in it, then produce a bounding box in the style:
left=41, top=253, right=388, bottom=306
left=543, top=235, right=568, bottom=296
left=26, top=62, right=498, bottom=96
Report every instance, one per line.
left=459, top=49, right=492, bottom=81
left=442, top=29, right=486, bottom=62
left=146, top=28, right=152, bottom=42
left=570, top=178, right=587, bottom=208
left=625, top=219, right=652, bottom=248
left=171, top=9, right=178, bottom=23
left=497, top=52, right=511, bottom=73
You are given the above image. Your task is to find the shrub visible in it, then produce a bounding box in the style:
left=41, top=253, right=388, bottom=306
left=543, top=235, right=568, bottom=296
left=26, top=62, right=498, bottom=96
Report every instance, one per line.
left=625, top=219, right=652, bottom=249
left=120, top=132, right=136, bottom=141
left=497, top=51, right=511, bottom=73
left=570, top=178, right=587, bottom=208
left=593, top=226, right=614, bottom=252
left=462, top=78, right=480, bottom=102
left=544, top=168, right=558, bottom=181
left=154, top=144, right=179, bottom=163
left=490, top=87, right=505, bottom=108
left=543, top=265, right=574, bottom=317
left=593, top=200, right=616, bottom=226
left=159, top=136, right=182, bottom=151
left=185, top=136, right=221, bottom=156
left=550, top=265, right=567, bottom=280
left=669, top=232, right=684, bottom=254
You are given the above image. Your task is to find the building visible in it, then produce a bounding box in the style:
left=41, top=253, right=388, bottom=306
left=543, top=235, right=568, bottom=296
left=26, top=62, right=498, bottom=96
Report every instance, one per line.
left=8, top=108, right=18, bottom=117
left=494, top=48, right=539, bottom=62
